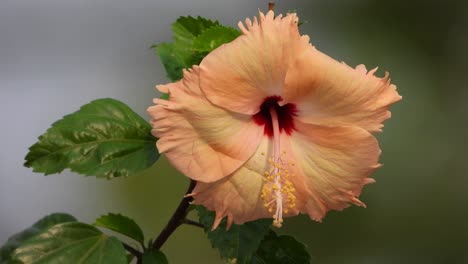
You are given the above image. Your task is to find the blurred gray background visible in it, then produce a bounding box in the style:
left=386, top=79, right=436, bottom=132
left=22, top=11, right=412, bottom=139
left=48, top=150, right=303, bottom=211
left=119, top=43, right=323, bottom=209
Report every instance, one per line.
left=1, top=0, right=467, bottom=263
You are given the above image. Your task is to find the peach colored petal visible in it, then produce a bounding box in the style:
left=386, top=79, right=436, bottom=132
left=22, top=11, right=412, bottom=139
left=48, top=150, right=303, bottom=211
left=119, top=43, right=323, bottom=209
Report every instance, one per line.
left=191, top=135, right=307, bottom=227
left=284, top=47, right=402, bottom=132
left=191, top=137, right=272, bottom=227
left=199, top=11, right=311, bottom=115
left=191, top=120, right=381, bottom=226
left=191, top=133, right=315, bottom=228
left=147, top=67, right=263, bottom=182
left=288, top=121, right=381, bottom=222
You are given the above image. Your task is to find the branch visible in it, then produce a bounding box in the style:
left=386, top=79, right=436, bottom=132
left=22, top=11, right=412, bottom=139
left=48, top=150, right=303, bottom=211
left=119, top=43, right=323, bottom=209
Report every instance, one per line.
left=268, top=1, right=275, bottom=11
left=151, top=180, right=197, bottom=250
left=122, top=242, right=142, bottom=261
left=183, top=218, right=204, bottom=228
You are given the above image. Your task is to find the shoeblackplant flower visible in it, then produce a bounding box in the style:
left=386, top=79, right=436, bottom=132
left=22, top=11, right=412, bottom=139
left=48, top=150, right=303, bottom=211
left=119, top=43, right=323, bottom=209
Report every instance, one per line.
left=148, top=10, right=401, bottom=229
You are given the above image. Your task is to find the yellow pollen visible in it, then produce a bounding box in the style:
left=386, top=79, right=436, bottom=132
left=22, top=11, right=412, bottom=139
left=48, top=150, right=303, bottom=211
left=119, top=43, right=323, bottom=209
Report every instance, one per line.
left=259, top=106, right=298, bottom=228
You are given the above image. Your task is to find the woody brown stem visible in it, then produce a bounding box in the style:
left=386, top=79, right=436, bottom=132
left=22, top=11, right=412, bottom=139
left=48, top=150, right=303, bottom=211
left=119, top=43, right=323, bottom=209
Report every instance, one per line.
left=182, top=218, right=204, bottom=228
left=151, top=180, right=197, bottom=250
left=268, top=2, right=275, bottom=11
left=122, top=242, right=142, bottom=263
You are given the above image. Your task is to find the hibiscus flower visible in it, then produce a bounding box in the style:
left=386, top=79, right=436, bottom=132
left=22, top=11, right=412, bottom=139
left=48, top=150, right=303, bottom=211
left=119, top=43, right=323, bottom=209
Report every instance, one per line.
left=148, top=11, right=401, bottom=229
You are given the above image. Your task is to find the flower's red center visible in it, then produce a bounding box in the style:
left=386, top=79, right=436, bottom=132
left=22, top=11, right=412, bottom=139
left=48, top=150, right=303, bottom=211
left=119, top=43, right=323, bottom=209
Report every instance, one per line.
left=253, top=96, right=297, bottom=137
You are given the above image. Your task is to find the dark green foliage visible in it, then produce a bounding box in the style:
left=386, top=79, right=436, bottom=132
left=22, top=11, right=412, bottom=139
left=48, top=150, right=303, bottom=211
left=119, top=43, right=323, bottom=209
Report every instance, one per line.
left=24, top=98, right=159, bottom=179
left=11, top=222, right=127, bottom=264
left=94, top=213, right=145, bottom=245
left=196, top=206, right=311, bottom=264
left=154, top=43, right=186, bottom=81
left=142, top=250, right=168, bottom=264
left=153, top=16, right=240, bottom=82
left=0, top=213, right=77, bottom=263
left=251, top=231, right=311, bottom=264
left=192, top=26, right=241, bottom=52
left=172, top=16, right=220, bottom=45
left=196, top=206, right=271, bottom=263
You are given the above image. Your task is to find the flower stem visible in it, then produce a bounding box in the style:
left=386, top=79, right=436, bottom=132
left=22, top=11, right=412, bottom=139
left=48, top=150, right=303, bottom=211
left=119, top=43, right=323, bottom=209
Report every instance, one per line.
left=122, top=242, right=142, bottom=262
left=182, top=218, right=204, bottom=228
left=268, top=1, right=275, bottom=11
left=151, top=180, right=197, bottom=250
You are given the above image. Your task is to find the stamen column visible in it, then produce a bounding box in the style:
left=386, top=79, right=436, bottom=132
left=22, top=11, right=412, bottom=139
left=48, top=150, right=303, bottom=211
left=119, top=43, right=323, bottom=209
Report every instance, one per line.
left=269, top=107, right=283, bottom=227
left=260, top=105, right=297, bottom=227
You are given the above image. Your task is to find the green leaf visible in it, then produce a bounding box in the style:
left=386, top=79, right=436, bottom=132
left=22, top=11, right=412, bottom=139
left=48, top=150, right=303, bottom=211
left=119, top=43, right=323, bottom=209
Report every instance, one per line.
left=250, top=231, right=311, bottom=264
left=159, top=92, right=170, bottom=100
left=155, top=43, right=185, bottom=81
left=126, top=254, right=134, bottom=263
left=193, top=25, right=241, bottom=52
left=172, top=16, right=220, bottom=46
left=11, top=222, right=127, bottom=264
left=24, top=98, right=159, bottom=179
left=142, top=250, right=168, bottom=264
left=0, top=213, right=77, bottom=263
left=154, top=16, right=238, bottom=82
left=94, top=213, right=145, bottom=245
left=171, top=16, right=219, bottom=65
left=196, top=206, right=271, bottom=263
